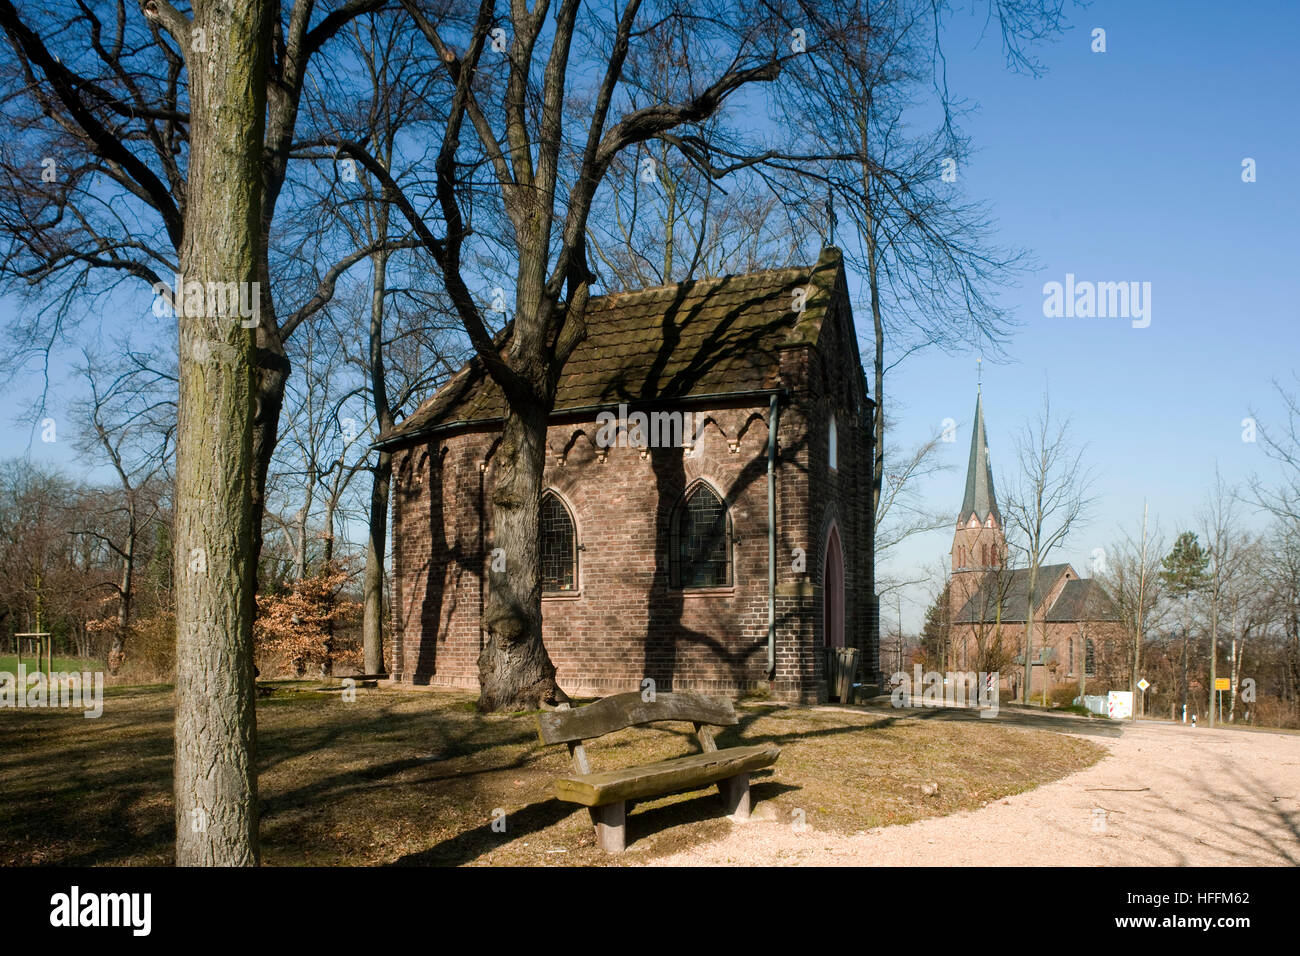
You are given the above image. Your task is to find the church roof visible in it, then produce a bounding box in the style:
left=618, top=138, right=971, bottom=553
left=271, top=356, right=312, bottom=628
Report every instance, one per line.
left=959, top=391, right=999, bottom=525
left=952, top=563, right=1072, bottom=624
left=953, top=564, right=1121, bottom=625
left=1044, top=578, right=1121, bottom=623
left=378, top=247, right=853, bottom=447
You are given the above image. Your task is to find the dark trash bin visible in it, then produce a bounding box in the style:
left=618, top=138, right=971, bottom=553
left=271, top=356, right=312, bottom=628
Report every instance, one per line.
left=825, top=646, right=860, bottom=703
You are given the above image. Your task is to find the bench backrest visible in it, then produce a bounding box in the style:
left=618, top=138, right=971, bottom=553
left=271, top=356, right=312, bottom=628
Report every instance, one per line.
left=536, top=691, right=738, bottom=746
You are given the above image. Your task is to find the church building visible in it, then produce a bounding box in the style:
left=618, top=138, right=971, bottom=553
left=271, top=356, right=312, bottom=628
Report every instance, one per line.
left=378, top=248, right=879, bottom=702
left=946, top=391, right=1125, bottom=698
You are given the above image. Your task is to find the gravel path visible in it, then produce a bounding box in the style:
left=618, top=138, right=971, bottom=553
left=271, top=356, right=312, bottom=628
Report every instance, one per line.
left=649, top=713, right=1300, bottom=866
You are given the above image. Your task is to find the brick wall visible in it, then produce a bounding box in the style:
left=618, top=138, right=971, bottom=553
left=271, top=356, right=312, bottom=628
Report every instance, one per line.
left=389, top=300, right=875, bottom=702
left=950, top=615, right=1130, bottom=698
left=799, top=268, right=878, bottom=691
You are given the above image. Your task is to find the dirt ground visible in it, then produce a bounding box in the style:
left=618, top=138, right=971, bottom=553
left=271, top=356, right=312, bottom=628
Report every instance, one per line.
left=6, top=684, right=1291, bottom=866
left=0, top=684, right=1104, bottom=866
left=650, top=708, right=1300, bottom=866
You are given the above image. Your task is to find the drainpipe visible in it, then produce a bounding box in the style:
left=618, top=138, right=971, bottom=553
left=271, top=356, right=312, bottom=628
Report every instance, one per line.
left=478, top=460, right=487, bottom=652
left=767, top=393, right=779, bottom=678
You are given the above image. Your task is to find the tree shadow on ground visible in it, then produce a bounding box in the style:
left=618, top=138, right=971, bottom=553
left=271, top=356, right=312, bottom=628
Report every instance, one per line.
left=807, top=702, right=1127, bottom=739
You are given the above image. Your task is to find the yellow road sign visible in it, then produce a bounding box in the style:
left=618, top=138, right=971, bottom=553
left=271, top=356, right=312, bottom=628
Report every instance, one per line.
left=1214, top=677, right=1230, bottom=691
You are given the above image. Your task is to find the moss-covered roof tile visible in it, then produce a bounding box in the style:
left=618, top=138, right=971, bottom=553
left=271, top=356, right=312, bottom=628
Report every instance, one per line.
left=379, top=248, right=845, bottom=445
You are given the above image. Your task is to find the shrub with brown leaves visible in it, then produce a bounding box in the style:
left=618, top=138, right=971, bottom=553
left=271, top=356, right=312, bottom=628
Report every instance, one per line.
left=254, top=564, right=360, bottom=678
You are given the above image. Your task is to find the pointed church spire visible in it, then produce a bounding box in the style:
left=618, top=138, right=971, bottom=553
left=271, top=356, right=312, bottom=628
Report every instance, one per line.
left=960, top=391, right=999, bottom=526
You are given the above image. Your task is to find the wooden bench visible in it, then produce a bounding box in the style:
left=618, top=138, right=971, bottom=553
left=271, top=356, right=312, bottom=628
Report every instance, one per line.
left=536, top=691, right=780, bottom=853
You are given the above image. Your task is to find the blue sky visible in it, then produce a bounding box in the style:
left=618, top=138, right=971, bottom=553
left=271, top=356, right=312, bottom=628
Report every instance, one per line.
left=870, top=0, right=1300, bottom=628
left=3, top=0, right=1298, bottom=634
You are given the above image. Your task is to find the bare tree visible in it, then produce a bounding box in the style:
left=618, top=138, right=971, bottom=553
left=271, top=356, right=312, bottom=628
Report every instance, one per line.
left=1197, top=471, right=1270, bottom=726
left=319, top=0, right=818, bottom=710
left=964, top=556, right=1019, bottom=676
left=589, top=150, right=806, bottom=289
left=0, top=0, right=424, bottom=860
left=1221, top=535, right=1268, bottom=722
left=1199, top=473, right=1241, bottom=725
left=874, top=424, right=953, bottom=594
left=772, top=0, right=1059, bottom=526
left=1261, top=519, right=1300, bottom=724
left=583, top=37, right=813, bottom=293
left=0, top=0, right=397, bottom=575
left=1249, top=376, right=1300, bottom=524
left=1246, top=378, right=1300, bottom=724
left=1099, top=507, right=1164, bottom=716
left=297, top=12, right=464, bottom=674
left=69, top=346, right=174, bottom=672
left=266, top=317, right=364, bottom=581
left=141, top=0, right=272, bottom=867
left=1003, top=392, right=1093, bottom=704
left=0, top=460, right=77, bottom=654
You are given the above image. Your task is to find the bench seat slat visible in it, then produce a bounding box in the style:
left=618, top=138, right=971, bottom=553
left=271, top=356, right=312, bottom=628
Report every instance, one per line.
left=553, top=743, right=779, bottom=807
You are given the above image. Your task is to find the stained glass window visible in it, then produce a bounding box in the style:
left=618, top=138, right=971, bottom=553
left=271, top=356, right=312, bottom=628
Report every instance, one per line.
left=540, top=493, right=576, bottom=591
left=675, top=484, right=730, bottom=587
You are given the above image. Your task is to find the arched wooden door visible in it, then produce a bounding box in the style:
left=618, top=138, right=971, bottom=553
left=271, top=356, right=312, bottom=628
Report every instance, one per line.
left=823, top=525, right=844, bottom=648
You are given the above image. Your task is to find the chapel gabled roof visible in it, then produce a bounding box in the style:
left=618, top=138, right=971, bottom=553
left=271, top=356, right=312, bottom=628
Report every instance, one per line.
left=377, top=247, right=854, bottom=448
left=959, top=390, right=999, bottom=526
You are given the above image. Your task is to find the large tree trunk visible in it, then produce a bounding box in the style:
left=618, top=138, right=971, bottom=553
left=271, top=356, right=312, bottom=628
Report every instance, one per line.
left=1022, top=563, right=1039, bottom=704
left=865, top=200, right=884, bottom=522
left=251, top=332, right=289, bottom=578
left=1208, top=582, right=1219, bottom=726
left=1229, top=632, right=1241, bottom=722
left=108, top=502, right=135, bottom=675
left=363, top=449, right=391, bottom=676
left=165, top=0, right=271, bottom=867
left=861, top=155, right=885, bottom=688
left=363, top=246, right=392, bottom=676
left=1077, top=626, right=1086, bottom=701
left=471, top=209, right=571, bottom=712
left=476, top=402, right=568, bottom=712
left=294, top=472, right=313, bottom=579
left=1180, top=620, right=1190, bottom=717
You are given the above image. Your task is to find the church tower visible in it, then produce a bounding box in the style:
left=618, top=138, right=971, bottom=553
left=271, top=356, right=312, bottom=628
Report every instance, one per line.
left=950, top=390, right=1006, bottom=611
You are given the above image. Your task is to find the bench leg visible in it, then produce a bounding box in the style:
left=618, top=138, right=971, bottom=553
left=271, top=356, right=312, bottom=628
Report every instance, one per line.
left=719, top=773, right=751, bottom=820
left=590, top=801, right=626, bottom=853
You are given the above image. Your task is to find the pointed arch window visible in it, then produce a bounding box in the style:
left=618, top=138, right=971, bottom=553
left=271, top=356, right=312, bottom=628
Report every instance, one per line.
left=828, top=414, right=838, bottom=471
left=1072, top=635, right=1097, bottom=677
left=672, top=483, right=732, bottom=588
left=540, top=492, right=577, bottom=592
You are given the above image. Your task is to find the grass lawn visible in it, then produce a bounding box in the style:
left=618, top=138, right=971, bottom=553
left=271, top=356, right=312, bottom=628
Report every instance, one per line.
left=0, top=683, right=1106, bottom=866
left=0, top=655, right=99, bottom=674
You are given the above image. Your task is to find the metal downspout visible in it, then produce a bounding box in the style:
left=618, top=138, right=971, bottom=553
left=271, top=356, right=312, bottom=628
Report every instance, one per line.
left=768, top=393, right=778, bottom=678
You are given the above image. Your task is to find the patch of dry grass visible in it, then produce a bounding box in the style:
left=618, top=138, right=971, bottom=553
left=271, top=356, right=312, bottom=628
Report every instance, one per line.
left=0, top=684, right=1105, bottom=866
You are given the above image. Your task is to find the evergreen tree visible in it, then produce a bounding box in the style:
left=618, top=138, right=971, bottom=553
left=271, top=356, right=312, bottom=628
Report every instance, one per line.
left=1160, top=531, right=1210, bottom=596
left=917, top=583, right=952, bottom=671
left=1160, top=531, right=1209, bottom=716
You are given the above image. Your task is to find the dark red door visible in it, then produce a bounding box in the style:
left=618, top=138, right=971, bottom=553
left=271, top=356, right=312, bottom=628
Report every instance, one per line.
left=824, top=526, right=844, bottom=648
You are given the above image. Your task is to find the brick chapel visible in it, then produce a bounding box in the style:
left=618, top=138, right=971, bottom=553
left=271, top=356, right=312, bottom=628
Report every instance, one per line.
left=946, top=391, right=1125, bottom=697
left=377, top=247, right=879, bottom=702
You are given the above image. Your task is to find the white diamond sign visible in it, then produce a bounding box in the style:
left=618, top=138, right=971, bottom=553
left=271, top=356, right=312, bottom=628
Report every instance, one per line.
left=1137, top=678, right=1150, bottom=691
